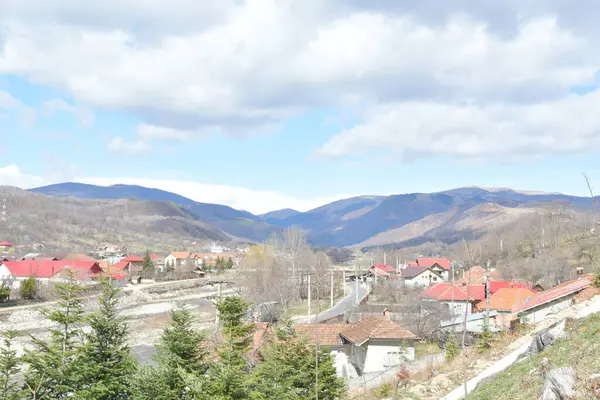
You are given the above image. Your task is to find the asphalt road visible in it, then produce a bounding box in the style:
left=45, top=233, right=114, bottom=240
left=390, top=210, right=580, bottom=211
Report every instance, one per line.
left=292, top=281, right=370, bottom=323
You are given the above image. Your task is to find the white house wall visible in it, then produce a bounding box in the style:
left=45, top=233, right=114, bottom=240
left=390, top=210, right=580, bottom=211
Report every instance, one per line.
left=361, top=340, right=416, bottom=374
left=520, top=295, right=576, bottom=325
left=405, top=270, right=443, bottom=287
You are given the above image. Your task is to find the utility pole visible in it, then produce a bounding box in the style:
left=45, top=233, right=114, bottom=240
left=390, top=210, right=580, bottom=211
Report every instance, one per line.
left=330, top=269, right=334, bottom=308
left=355, top=270, right=359, bottom=304
left=485, top=259, right=491, bottom=328
left=342, top=270, right=346, bottom=296
left=307, top=272, right=312, bottom=322
left=383, top=252, right=387, bottom=265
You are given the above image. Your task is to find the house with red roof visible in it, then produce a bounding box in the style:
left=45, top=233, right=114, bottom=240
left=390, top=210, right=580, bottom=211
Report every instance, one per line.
left=404, top=257, right=451, bottom=280
left=420, top=282, right=486, bottom=317
left=511, top=277, right=591, bottom=324
left=0, top=241, right=14, bottom=253
left=0, top=260, right=103, bottom=290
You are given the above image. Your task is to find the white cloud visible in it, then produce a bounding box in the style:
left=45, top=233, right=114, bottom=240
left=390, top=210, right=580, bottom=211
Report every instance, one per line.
left=0, top=164, right=354, bottom=214
left=318, top=90, right=600, bottom=159
left=106, top=136, right=151, bottom=155
left=137, top=124, right=191, bottom=142
left=0, top=165, right=45, bottom=188
left=2, top=2, right=600, bottom=157
left=43, top=98, right=94, bottom=127
left=0, top=90, right=35, bottom=124
left=77, top=176, right=356, bottom=214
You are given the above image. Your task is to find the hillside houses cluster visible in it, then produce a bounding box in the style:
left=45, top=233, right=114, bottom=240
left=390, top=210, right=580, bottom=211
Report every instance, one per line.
left=0, top=243, right=242, bottom=294
left=369, top=256, right=596, bottom=332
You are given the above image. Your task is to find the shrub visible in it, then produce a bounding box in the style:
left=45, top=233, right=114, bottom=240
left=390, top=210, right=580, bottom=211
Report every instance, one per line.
left=0, top=283, right=10, bottom=302
left=20, top=277, right=37, bottom=300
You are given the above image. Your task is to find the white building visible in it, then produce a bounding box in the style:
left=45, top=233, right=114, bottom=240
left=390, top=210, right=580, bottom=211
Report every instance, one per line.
left=401, top=266, right=444, bottom=287
left=339, top=313, right=419, bottom=374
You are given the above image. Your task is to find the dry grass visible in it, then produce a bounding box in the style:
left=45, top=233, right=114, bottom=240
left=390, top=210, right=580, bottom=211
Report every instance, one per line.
left=470, top=313, right=600, bottom=400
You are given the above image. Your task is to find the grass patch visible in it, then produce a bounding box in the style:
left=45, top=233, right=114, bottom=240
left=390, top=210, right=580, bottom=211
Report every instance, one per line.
left=415, top=341, right=442, bottom=358
left=470, top=313, right=600, bottom=400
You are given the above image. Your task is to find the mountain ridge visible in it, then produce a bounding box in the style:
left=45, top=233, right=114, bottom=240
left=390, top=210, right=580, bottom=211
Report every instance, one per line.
left=28, top=183, right=594, bottom=248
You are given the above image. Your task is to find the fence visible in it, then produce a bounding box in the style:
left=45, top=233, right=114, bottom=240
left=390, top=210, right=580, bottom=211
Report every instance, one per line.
left=345, top=351, right=446, bottom=391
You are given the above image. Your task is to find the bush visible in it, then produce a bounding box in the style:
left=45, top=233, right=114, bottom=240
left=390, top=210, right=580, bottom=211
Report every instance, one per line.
left=0, top=283, right=10, bottom=302
left=445, top=332, right=460, bottom=361
left=20, top=277, right=37, bottom=300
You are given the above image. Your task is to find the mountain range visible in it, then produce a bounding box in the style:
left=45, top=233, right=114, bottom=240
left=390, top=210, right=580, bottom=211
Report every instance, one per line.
left=24, top=182, right=593, bottom=249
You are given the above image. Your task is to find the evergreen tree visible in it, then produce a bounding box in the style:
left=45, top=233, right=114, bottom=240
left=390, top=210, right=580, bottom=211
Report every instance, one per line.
left=20, top=276, right=37, bottom=300
left=74, top=279, right=136, bottom=399
left=0, top=330, right=21, bottom=400
left=0, top=284, right=9, bottom=303
left=22, top=273, right=86, bottom=399
left=142, top=251, right=155, bottom=279
left=130, top=364, right=171, bottom=400
left=184, top=296, right=254, bottom=400
left=226, top=257, right=234, bottom=269
left=250, top=321, right=346, bottom=400
left=445, top=331, right=460, bottom=361
left=476, top=320, right=495, bottom=353
left=154, top=303, right=208, bottom=398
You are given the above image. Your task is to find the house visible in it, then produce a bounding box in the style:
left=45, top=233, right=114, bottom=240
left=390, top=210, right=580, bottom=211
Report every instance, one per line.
left=340, top=314, right=419, bottom=374
left=0, top=241, right=14, bottom=253
left=401, top=266, right=443, bottom=287
left=456, top=266, right=502, bottom=285
left=484, top=288, right=537, bottom=313
left=0, top=260, right=103, bottom=289
left=373, top=264, right=396, bottom=274
left=163, top=252, right=202, bottom=269
left=420, top=282, right=486, bottom=317
left=441, top=310, right=502, bottom=333
left=512, top=277, right=591, bottom=324
left=406, top=257, right=451, bottom=280
left=252, top=312, right=418, bottom=377
left=489, top=281, right=531, bottom=294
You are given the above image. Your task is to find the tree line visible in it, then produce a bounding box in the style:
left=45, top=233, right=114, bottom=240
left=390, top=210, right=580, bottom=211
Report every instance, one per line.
left=0, top=276, right=346, bottom=399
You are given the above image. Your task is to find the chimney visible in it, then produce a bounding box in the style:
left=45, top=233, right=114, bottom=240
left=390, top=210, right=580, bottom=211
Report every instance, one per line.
left=383, top=308, right=392, bottom=319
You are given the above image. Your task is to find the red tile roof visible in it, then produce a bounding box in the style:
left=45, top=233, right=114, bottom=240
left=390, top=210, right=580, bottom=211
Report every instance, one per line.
left=407, top=261, right=419, bottom=267
left=489, top=281, right=531, bottom=294
left=415, top=257, right=451, bottom=271
left=420, top=282, right=486, bottom=302
left=110, top=261, right=130, bottom=271
left=0, top=241, right=14, bottom=246
left=340, top=316, right=418, bottom=344
left=512, top=278, right=591, bottom=313
left=2, top=260, right=100, bottom=279
left=295, top=324, right=348, bottom=346
left=122, top=255, right=144, bottom=262
left=486, top=288, right=537, bottom=312
left=374, top=264, right=396, bottom=273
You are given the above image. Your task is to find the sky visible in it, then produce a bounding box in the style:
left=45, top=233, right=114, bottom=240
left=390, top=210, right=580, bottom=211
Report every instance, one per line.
left=2, top=1, right=600, bottom=214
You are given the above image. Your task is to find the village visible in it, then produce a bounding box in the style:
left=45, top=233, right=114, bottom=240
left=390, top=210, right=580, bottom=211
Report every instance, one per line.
left=0, top=240, right=243, bottom=295
left=1, top=237, right=600, bottom=398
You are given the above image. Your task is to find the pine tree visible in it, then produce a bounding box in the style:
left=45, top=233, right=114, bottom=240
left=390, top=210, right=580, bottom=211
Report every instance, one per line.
left=130, top=364, right=171, bottom=400
left=184, top=296, right=254, bottom=400
left=226, top=257, right=234, bottom=269
left=0, top=330, right=21, bottom=400
left=74, top=279, right=136, bottom=399
left=0, top=283, right=10, bottom=303
left=154, top=303, right=208, bottom=397
left=142, top=251, right=155, bottom=280
left=250, top=321, right=346, bottom=400
left=20, top=277, right=37, bottom=300
left=22, top=273, right=86, bottom=398
left=445, top=331, right=460, bottom=361
left=477, top=320, right=495, bottom=353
